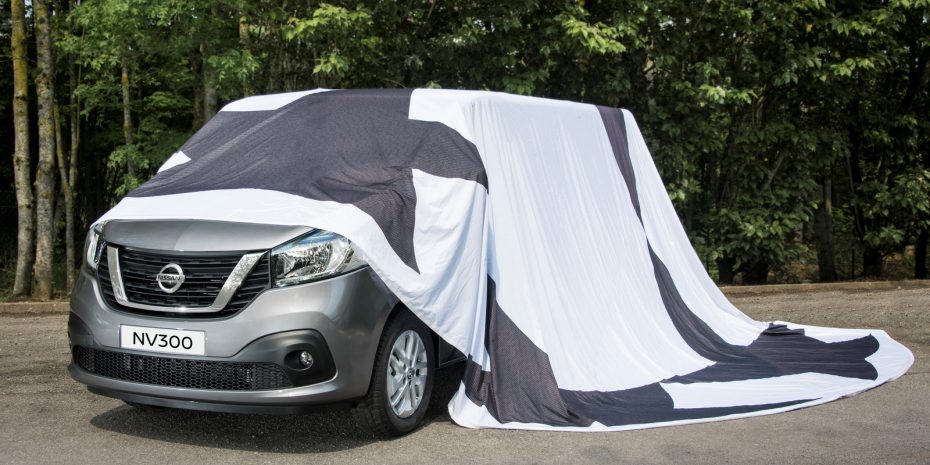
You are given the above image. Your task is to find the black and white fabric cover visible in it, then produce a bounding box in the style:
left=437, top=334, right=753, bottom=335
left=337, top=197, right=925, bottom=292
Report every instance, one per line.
left=100, top=89, right=914, bottom=431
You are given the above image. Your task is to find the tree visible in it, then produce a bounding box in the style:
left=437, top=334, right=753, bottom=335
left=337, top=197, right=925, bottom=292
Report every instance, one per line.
left=55, top=101, right=78, bottom=289
left=10, top=0, right=33, bottom=298
left=813, top=176, right=837, bottom=281
left=32, top=0, right=57, bottom=300
left=0, top=0, right=921, bottom=297
left=65, top=0, right=151, bottom=194
left=57, top=0, right=82, bottom=289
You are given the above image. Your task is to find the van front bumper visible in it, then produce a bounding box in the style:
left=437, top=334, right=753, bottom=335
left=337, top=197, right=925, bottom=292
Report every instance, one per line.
left=67, top=265, right=395, bottom=411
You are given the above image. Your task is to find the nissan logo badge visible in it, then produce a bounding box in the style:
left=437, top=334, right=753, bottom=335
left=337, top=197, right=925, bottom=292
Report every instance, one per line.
left=156, top=263, right=186, bottom=293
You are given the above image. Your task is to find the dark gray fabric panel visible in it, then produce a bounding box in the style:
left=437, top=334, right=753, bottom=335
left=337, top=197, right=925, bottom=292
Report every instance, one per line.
left=596, top=106, right=638, bottom=218
left=130, top=89, right=488, bottom=272
left=462, top=278, right=587, bottom=427
left=558, top=386, right=810, bottom=426
left=667, top=324, right=879, bottom=384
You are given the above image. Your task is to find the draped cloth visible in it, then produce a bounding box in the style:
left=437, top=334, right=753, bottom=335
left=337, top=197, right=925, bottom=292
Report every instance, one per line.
left=100, top=89, right=913, bottom=431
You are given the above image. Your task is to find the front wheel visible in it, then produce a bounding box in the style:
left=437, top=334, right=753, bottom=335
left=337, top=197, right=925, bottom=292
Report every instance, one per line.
left=353, top=310, right=434, bottom=436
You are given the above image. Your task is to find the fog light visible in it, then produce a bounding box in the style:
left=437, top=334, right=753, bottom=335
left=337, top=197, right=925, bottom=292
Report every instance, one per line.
left=298, top=351, right=314, bottom=368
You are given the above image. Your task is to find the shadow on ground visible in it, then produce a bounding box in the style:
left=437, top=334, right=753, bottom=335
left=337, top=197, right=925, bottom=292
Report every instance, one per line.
left=89, top=363, right=465, bottom=453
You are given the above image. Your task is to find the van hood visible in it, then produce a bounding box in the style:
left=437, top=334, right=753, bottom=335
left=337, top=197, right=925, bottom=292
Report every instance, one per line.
left=101, top=220, right=312, bottom=252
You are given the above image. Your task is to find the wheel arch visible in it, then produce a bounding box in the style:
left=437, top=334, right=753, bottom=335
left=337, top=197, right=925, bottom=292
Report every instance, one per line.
left=382, top=302, right=446, bottom=369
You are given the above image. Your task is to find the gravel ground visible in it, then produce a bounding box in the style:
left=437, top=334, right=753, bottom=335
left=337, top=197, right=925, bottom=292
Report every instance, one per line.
left=0, top=285, right=928, bottom=465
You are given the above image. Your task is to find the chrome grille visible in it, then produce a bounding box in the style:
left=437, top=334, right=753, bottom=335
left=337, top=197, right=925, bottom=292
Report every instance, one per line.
left=119, top=249, right=240, bottom=307
left=226, top=254, right=271, bottom=313
left=97, top=246, right=270, bottom=317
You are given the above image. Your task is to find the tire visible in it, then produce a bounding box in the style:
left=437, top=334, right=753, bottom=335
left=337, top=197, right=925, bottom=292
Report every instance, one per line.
left=353, top=309, right=435, bottom=437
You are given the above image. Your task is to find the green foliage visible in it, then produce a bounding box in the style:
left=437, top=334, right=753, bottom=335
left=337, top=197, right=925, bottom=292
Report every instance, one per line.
left=557, top=5, right=629, bottom=55
left=866, top=170, right=930, bottom=248
left=284, top=3, right=379, bottom=83
left=33, top=0, right=929, bottom=283
left=208, top=49, right=260, bottom=101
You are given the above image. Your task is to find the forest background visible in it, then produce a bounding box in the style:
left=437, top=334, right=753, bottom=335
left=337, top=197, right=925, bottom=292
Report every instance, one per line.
left=1, top=0, right=928, bottom=299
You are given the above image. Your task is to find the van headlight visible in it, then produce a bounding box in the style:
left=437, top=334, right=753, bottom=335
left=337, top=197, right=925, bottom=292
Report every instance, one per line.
left=271, top=230, right=366, bottom=287
left=84, top=223, right=107, bottom=270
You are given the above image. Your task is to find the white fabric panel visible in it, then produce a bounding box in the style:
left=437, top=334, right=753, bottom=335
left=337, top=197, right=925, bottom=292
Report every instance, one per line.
left=663, top=373, right=874, bottom=409
left=777, top=321, right=874, bottom=343
left=98, top=173, right=488, bottom=354
left=403, top=169, right=488, bottom=353
left=157, top=151, right=191, bottom=173
left=865, top=330, right=915, bottom=381
left=408, top=89, right=477, bottom=143
left=220, top=89, right=330, bottom=112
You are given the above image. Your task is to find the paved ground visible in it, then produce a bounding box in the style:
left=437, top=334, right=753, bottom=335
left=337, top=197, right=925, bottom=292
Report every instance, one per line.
left=1, top=285, right=928, bottom=464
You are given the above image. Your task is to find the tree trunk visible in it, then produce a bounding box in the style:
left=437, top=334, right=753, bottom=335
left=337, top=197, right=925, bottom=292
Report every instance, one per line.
left=846, top=99, right=883, bottom=279
left=850, top=247, right=857, bottom=280
left=716, top=256, right=735, bottom=284
left=741, top=260, right=770, bottom=285
left=915, top=230, right=927, bottom=279
left=190, top=47, right=204, bottom=129
left=54, top=104, right=76, bottom=289
left=813, top=176, right=837, bottom=281
left=862, top=249, right=883, bottom=278
left=67, top=1, right=81, bottom=287
left=239, top=12, right=253, bottom=97
left=33, top=0, right=58, bottom=300
left=201, top=42, right=217, bottom=122
left=121, top=56, right=135, bottom=178
left=10, top=0, right=34, bottom=298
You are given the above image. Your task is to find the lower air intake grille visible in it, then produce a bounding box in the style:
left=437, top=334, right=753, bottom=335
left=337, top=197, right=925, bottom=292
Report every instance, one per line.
left=73, top=346, right=292, bottom=391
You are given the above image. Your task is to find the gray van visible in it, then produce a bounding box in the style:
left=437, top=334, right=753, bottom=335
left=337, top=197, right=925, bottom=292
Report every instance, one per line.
left=68, top=219, right=463, bottom=436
